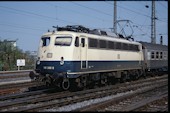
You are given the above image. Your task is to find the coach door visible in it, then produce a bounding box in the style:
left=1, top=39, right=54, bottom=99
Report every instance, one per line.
left=80, top=37, right=88, bottom=69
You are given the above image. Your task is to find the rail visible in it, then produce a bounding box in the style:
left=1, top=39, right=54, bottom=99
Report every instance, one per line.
left=0, top=70, right=33, bottom=74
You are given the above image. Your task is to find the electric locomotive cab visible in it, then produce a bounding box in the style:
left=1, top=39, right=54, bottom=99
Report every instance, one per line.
left=30, top=31, right=79, bottom=89
left=31, top=28, right=88, bottom=90
left=36, top=33, right=74, bottom=74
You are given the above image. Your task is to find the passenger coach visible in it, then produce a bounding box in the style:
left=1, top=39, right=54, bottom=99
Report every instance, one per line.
left=139, top=41, right=168, bottom=75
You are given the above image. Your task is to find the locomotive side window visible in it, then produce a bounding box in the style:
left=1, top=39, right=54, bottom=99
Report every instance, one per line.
left=116, top=42, right=121, bottom=49
left=129, top=44, right=139, bottom=51
left=99, top=40, right=106, bottom=49
left=89, top=38, right=98, bottom=48
left=88, top=37, right=140, bottom=52
left=129, top=44, right=133, bottom=51
left=108, top=41, right=114, bottom=49
left=134, top=45, right=139, bottom=51
left=122, top=43, right=129, bottom=50
left=42, top=37, right=50, bottom=46
left=55, top=37, right=72, bottom=46
left=75, top=37, right=79, bottom=47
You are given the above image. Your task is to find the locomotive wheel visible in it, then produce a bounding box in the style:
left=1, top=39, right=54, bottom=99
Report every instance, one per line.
left=109, top=76, right=117, bottom=85
left=44, top=77, right=53, bottom=87
left=61, top=78, right=70, bottom=90
left=120, top=74, right=127, bottom=83
left=69, top=79, right=78, bottom=91
left=100, top=77, right=107, bottom=86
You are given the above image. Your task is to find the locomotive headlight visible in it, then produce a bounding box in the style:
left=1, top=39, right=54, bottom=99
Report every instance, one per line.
left=36, top=57, right=40, bottom=65
left=47, top=53, right=53, bottom=58
left=37, top=60, right=40, bottom=65
left=60, top=57, right=64, bottom=65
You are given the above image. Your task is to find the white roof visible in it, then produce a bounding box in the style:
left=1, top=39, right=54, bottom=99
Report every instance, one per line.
left=42, top=30, right=140, bottom=45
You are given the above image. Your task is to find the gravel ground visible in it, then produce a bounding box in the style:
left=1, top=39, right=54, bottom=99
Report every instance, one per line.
left=42, top=84, right=166, bottom=112
left=42, top=90, right=135, bottom=112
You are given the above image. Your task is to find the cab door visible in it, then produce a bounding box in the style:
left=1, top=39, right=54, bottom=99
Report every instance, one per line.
left=80, top=37, right=88, bottom=69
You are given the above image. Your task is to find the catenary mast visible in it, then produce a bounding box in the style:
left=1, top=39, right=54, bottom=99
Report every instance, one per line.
left=151, top=1, right=156, bottom=44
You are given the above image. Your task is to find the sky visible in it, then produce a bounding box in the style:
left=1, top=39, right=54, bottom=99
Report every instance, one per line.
left=0, top=1, right=168, bottom=52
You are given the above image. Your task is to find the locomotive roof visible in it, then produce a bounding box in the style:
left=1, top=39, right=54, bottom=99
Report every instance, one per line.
left=139, top=41, right=168, bottom=51
left=43, top=30, right=141, bottom=45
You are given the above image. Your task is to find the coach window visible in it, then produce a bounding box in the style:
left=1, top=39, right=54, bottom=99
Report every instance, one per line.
left=156, top=52, right=159, bottom=59
left=75, top=37, right=79, bottom=47
left=160, top=52, right=163, bottom=59
left=99, top=40, right=106, bottom=48
left=42, top=37, right=50, bottom=46
left=151, top=51, right=155, bottom=59
left=89, top=38, right=98, bottom=48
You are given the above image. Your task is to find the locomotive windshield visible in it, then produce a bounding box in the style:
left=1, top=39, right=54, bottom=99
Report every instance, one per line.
left=55, top=36, right=72, bottom=46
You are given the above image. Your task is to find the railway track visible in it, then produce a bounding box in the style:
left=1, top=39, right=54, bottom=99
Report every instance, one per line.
left=135, top=95, right=168, bottom=111
left=0, top=80, right=45, bottom=96
left=0, top=70, right=31, bottom=78
left=76, top=84, right=167, bottom=111
left=123, top=90, right=168, bottom=111
left=0, top=74, right=167, bottom=112
left=0, top=70, right=44, bottom=95
left=0, top=80, right=44, bottom=90
left=0, top=74, right=28, bottom=79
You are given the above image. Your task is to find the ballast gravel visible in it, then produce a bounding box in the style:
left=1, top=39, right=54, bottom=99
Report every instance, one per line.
left=43, top=90, right=134, bottom=112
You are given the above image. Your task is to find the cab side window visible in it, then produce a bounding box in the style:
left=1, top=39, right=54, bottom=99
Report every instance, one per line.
left=81, top=38, right=85, bottom=47
left=75, top=37, right=79, bottom=47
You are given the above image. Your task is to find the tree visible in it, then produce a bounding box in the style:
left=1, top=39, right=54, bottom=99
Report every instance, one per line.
left=0, top=39, right=36, bottom=70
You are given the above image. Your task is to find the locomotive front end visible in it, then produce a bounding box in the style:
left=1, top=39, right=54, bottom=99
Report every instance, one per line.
left=33, top=31, right=76, bottom=89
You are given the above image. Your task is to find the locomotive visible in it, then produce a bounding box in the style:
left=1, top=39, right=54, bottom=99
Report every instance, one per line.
left=29, top=25, right=168, bottom=90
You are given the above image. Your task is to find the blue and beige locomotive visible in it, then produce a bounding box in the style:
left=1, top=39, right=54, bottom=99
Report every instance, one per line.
left=29, top=25, right=166, bottom=90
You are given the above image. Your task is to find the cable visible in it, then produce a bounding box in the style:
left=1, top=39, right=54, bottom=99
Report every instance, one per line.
left=0, top=5, right=107, bottom=29
left=158, top=1, right=167, bottom=9
left=45, top=2, right=113, bottom=24
left=0, top=29, right=41, bottom=36
left=105, top=1, right=167, bottom=23
left=70, top=1, right=113, bottom=17
left=0, top=5, right=79, bottom=25
left=0, top=23, right=45, bottom=31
